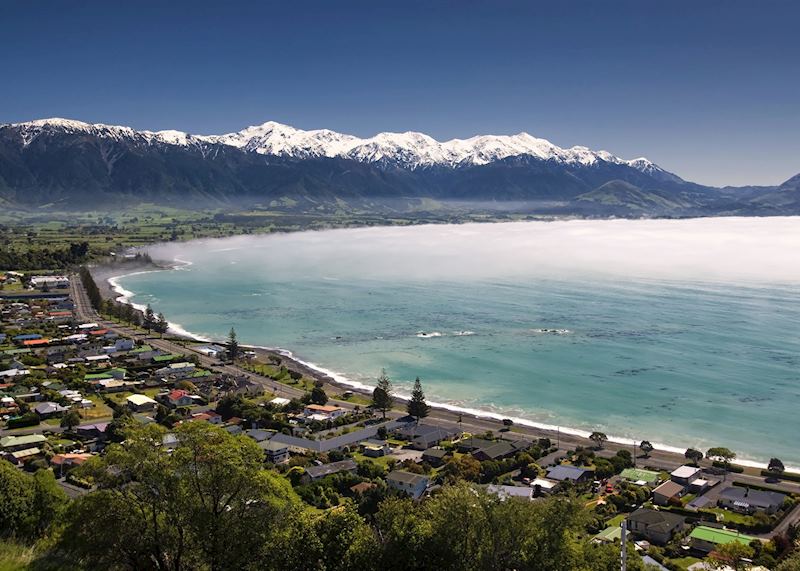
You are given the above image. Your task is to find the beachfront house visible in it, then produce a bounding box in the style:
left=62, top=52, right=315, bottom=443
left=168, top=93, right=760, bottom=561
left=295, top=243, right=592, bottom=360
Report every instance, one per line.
left=626, top=508, right=685, bottom=545
left=717, top=486, right=786, bottom=515
left=393, top=422, right=460, bottom=450
left=303, top=404, right=346, bottom=421
left=670, top=465, right=702, bottom=486
left=471, top=440, right=529, bottom=462
left=387, top=470, right=430, bottom=500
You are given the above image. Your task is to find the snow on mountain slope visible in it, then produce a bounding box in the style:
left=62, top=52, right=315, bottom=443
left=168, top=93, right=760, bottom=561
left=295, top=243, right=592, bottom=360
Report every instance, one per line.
left=7, top=117, right=673, bottom=176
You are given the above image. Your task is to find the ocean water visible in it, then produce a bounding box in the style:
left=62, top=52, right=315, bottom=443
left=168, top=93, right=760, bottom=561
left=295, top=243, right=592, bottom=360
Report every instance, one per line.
left=113, top=218, right=800, bottom=468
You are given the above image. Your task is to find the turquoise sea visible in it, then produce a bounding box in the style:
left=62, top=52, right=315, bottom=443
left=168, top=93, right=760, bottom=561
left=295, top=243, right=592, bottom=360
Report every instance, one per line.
left=113, top=218, right=800, bottom=468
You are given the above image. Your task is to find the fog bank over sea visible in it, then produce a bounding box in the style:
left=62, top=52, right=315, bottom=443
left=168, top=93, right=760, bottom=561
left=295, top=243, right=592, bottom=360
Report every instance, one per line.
left=116, top=218, right=800, bottom=467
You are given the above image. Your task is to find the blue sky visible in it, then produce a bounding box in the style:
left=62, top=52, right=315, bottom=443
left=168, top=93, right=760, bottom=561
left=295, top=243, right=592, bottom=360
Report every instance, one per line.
left=2, top=1, right=798, bottom=186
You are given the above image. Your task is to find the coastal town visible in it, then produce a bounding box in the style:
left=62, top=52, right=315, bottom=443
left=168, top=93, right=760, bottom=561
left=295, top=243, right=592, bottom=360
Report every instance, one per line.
left=0, top=268, right=799, bottom=570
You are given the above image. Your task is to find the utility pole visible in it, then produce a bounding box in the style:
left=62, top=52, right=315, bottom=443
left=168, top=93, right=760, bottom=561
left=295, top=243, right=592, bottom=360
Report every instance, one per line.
left=557, top=426, right=560, bottom=449
left=633, top=440, right=637, bottom=467
left=620, top=520, right=627, bottom=571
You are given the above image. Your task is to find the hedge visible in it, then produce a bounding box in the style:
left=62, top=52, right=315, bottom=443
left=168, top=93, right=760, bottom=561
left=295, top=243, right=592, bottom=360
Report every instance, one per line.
left=761, top=469, right=800, bottom=483
left=6, top=412, right=40, bottom=429
left=713, top=460, right=744, bottom=473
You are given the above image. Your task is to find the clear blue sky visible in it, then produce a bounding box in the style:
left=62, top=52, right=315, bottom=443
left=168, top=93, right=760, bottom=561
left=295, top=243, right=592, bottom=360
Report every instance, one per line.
left=2, top=0, right=798, bottom=186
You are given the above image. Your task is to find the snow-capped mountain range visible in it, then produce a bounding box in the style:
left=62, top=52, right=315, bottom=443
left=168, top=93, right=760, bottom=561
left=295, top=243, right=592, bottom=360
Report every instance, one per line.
left=2, top=116, right=796, bottom=216
left=10, top=117, right=673, bottom=176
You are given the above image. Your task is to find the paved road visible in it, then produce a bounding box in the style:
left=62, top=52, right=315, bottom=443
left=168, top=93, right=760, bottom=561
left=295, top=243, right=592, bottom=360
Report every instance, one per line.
left=69, top=273, right=800, bottom=497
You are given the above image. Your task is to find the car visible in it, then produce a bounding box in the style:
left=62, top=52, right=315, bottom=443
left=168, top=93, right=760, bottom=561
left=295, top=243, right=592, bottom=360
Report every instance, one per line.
left=605, top=483, right=614, bottom=493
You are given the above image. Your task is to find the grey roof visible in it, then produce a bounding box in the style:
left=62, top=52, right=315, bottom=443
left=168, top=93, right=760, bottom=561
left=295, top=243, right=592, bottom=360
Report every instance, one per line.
left=387, top=470, right=430, bottom=486
left=719, top=486, right=786, bottom=509
left=395, top=422, right=458, bottom=441
left=271, top=419, right=403, bottom=453
left=546, top=465, right=591, bottom=481
left=627, top=508, right=685, bottom=532
left=422, top=448, right=448, bottom=458
left=34, top=401, right=68, bottom=415
left=304, top=459, right=357, bottom=480
left=261, top=440, right=288, bottom=452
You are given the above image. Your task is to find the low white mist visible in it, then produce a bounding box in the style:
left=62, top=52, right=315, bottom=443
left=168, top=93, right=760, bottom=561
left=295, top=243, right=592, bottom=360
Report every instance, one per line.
left=146, top=217, right=800, bottom=284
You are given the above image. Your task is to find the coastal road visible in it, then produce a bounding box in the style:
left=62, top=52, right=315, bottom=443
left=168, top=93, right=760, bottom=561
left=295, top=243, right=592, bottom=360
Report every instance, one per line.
left=70, top=273, right=800, bottom=497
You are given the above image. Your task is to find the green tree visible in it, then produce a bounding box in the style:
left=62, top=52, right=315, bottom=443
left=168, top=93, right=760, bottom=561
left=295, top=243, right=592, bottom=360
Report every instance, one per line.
left=768, top=457, right=785, bottom=474
left=227, top=327, right=240, bottom=362
left=639, top=440, right=653, bottom=458
left=61, top=423, right=300, bottom=571
left=154, top=312, right=169, bottom=336
left=310, top=383, right=328, bottom=405
left=0, top=460, right=67, bottom=540
left=143, top=304, right=156, bottom=333
left=372, top=369, right=394, bottom=420
left=708, top=541, right=755, bottom=571
left=60, top=408, right=82, bottom=431
left=589, top=431, right=608, bottom=449
left=406, top=377, right=430, bottom=421
left=685, top=448, right=704, bottom=466
left=442, top=455, right=481, bottom=484
left=707, top=447, right=736, bottom=472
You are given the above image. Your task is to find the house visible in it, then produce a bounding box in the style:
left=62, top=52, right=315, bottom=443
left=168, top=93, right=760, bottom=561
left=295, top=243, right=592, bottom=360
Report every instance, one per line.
left=302, top=459, right=358, bottom=483
left=303, top=404, right=346, bottom=420
left=361, top=439, right=391, bottom=457
left=652, top=480, right=686, bottom=506
left=545, top=465, right=593, bottom=483
left=0, top=434, right=47, bottom=452
left=626, top=508, right=685, bottom=545
left=487, top=484, right=534, bottom=501
left=30, top=275, right=69, bottom=289
left=33, top=401, right=69, bottom=418
left=190, top=411, right=222, bottom=424
left=394, top=422, right=460, bottom=450
left=50, top=453, right=93, bottom=472
left=530, top=478, right=558, bottom=495
left=670, top=465, right=702, bottom=486
left=155, top=362, right=196, bottom=379
left=471, top=440, right=528, bottom=462
left=164, top=389, right=199, bottom=408
left=387, top=470, right=430, bottom=500
left=270, top=397, right=291, bottom=407
left=114, top=338, right=135, bottom=352
left=126, top=394, right=158, bottom=413
left=261, top=440, right=290, bottom=464
left=457, top=436, right=495, bottom=453
left=718, top=486, right=786, bottom=515
left=421, top=447, right=448, bottom=467
left=688, top=526, right=756, bottom=554
left=76, top=422, right=110, bottom=440
left=688, top=478, right=710, bottom=493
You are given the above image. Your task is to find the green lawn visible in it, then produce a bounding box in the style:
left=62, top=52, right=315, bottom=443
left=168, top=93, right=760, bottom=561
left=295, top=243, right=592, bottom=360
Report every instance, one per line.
left=667, top=556, right=703, bottom=571
left=704, top=507, right=753, bottom=525
left=351, top=452, right=395, bottom=469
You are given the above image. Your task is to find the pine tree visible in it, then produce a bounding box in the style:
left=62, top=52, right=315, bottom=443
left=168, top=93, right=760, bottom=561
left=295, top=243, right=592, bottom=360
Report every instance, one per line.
left=406, top=376, right=430, bottom=421
left=227, top=327, right=239, bottom=362
left=143, top=304, right=156, bottom=333
left=154, top=313, right=169, bottom=337
left=372, top=368, right=394, bottom=419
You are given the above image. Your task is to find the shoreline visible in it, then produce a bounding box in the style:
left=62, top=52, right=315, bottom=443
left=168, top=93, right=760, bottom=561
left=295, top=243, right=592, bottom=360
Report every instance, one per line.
left=98, top=261, right=799, bottom=474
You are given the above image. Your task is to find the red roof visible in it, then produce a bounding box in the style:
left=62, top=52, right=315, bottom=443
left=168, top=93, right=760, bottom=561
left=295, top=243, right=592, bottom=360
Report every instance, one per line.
left=48, top=311, right=72, bottom=317
left=89, top=329, right=109, bottom=336
left=168, top=389, right=190, bottom=401
left=23, top=339, right=50, bottom=346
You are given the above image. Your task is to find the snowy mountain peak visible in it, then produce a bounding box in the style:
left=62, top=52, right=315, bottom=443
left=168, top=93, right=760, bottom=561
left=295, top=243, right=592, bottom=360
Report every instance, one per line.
left=5, top=117, right=673, bottom=177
